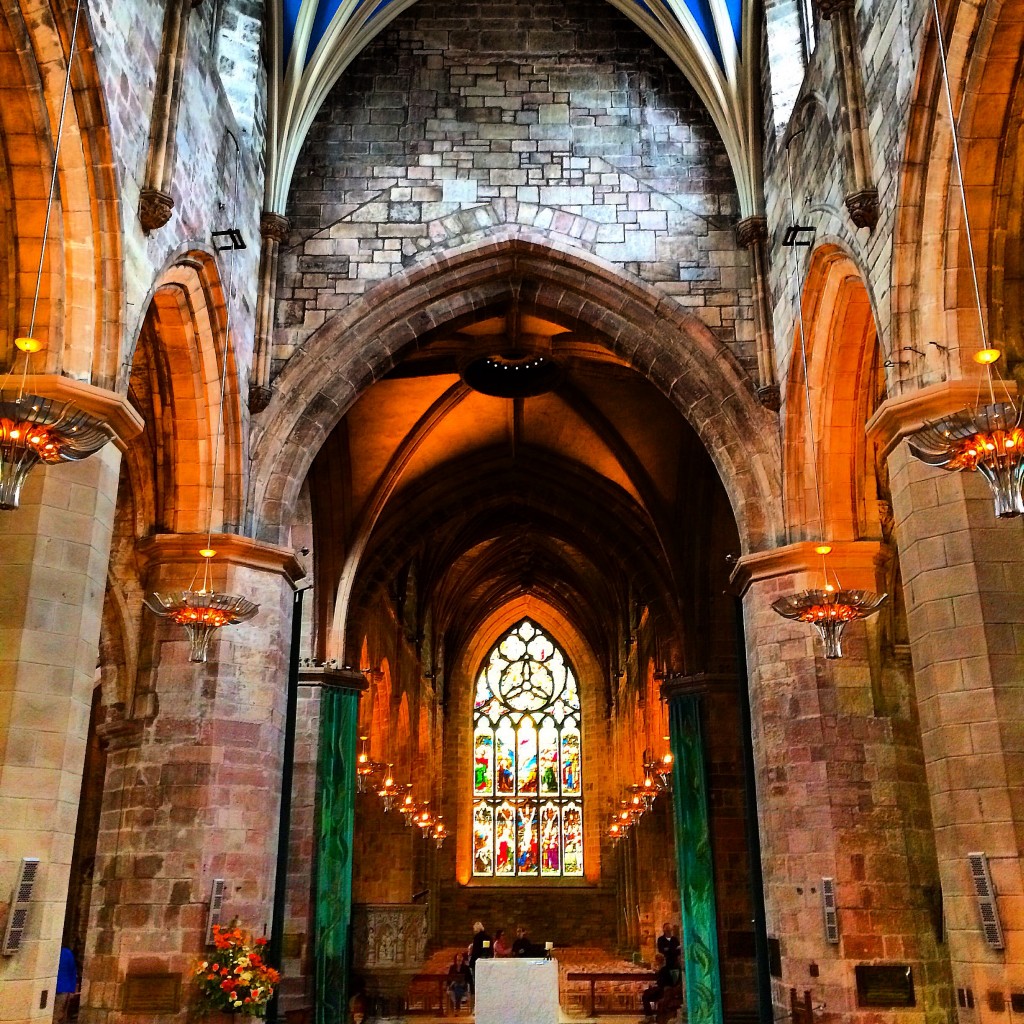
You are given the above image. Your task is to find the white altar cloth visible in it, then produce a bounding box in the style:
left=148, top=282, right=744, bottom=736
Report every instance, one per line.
left=474, top=957, right=560, bottom=1024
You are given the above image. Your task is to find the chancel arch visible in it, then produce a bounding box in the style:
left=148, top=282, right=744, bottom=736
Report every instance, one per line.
left=253, top=236, right=782, bottom=559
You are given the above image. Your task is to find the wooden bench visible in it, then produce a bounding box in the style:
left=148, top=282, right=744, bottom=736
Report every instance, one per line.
left=406, top=973, right=451, bottom=1016
left=565, top=971, right=658, bottom=1017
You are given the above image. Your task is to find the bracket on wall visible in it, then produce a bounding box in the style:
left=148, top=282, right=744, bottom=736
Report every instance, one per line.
left=212, top=228, right=246, bottom=251
left=782, top=225, right=816, bottom=247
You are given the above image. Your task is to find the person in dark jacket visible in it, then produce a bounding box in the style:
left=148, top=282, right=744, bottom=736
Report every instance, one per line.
left=656, top=922, right=681, bottom=971
left=641, top=954, right=676, bottom=1020
left=467, top=921, right=492, bottom=992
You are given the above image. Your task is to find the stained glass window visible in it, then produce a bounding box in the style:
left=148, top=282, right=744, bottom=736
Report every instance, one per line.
left=472, top=620, right=583, bottom=878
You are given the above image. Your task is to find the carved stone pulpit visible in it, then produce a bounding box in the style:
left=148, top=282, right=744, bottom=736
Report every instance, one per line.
left=352, top=903, right=429, bottom=1018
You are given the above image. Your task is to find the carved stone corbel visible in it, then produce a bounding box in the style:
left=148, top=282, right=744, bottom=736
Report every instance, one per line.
left=249, top=212, right=290, bottom=413
left=138, top=0, right=204, bottom=230
left=736, top=215, right=780, bottom=410
left=815, top=0, right=879, bottom=230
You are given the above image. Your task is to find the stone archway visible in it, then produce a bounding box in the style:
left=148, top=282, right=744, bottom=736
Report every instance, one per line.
left=251, top=232, right=782, bottom=555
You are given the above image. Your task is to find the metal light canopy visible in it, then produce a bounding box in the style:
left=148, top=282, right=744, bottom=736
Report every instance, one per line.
left=771, top=586, right=888, bottom=660
left=0, top=2, right=112, bottom=510
left=0, top=386, right=113, bottom=509
left=908, top=400, right=1024, bottom=518
left=143, top=585, right=258, bottom=663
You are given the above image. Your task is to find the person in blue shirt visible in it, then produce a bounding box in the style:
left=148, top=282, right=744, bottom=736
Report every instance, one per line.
left=55, top=946, right=78, bottom=1022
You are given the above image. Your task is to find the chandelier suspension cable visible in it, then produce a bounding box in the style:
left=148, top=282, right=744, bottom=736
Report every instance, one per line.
left=1, top=0, right=84, bottom=399
left=784, top=134, right=836, bottom=588
left=929, top=0, right=1001, bottom=407
left=769, top=135, right=888, bottom=657
left=196, top=132, right=242, bottom=594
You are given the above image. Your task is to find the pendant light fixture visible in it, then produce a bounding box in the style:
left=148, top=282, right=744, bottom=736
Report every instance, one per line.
left=904, top=0, right=1023, bottom=517
left=770, top=140, right=887, bottom=658
left=0, top=0, right=114, bottom=510
left=144, top=141, right=257, bottom=661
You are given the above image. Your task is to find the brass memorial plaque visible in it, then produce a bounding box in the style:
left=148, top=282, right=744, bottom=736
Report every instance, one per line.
left=855, top=965, right=915, bottom=1008
left=123, top=973, right=182, bottom=1013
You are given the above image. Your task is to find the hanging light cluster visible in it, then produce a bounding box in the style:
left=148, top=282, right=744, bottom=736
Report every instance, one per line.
left=606, top=747, right=673, bottom=842
left=0, top=369, right=113, bottom=509
left=356, top=736, right=447, bottom=848
left=0, top=0, right=115, bottom=512
left=144, top=578, right=258, bottom=663
left=771, top=546, right=887, bottom=660
left=904, top=0, right=1023, bottom=517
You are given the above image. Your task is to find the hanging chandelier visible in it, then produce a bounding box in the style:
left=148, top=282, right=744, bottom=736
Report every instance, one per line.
left=377, top=765, right=398, bottom=811
left=771, top=584, right=888, bottom=660
left=431, top=817, right=448, bottom=849
left=144, top=556, right=258, bottom=664
left=0, top=372, right=113, bottom=509
left=904, top=0, right=1023, bottom=517
left=908, top=397, right=1023, bottom=518
left=0, top=0, right=116, bottom=511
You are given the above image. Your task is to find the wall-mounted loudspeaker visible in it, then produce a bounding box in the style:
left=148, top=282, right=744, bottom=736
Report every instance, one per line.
left=821, top=877, right=840, bottom=945
left=205, top=878, right=227, bottom=946
left=2, top=858, right=40, bottom=955
left=967, top=853, right=1004, bottom=950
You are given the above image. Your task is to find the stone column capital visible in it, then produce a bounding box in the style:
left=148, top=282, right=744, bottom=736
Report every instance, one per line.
left=735, top=215, right=768, bottom=249
left=299, top=664, right=369, bottom=692
left=866, top=377, right=1019, bottom=459
left=814, top=0, right=853, bottom=19
left=9, top=373, right=145, bottom=447
left=260, top=212, right=291, bottom=242
left=729, top=539, right=891, bottom=596
left=139, top=187, right=174, bottom=231
left=136, top=532, right=306, bottom=585
left=660, top=672, right=736, bottom=702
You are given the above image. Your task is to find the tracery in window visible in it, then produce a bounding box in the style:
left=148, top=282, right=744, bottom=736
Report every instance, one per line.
left=472, top=620, right=583, bottom=878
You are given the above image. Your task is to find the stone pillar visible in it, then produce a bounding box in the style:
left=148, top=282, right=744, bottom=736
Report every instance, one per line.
left=661, top=679, right=724, bottom=1024
left=0, top=379, right=140, bottom=1024
left=736, top=216, right=780, bottom=411
left=80, top=533, right=303, bottom=1023
left=0, top=446, right=121, bottom=1024
left=731, top=541, right=951, bottom=1024
left=312, top=667, right=365, bottom=1024
left=814, top=0, right=879, bottom=229
left=249, top=213, right=290, bottom=414
left=869, top=382, right=1024, bottom=1024
left=138, top=0, right=204, bottom=231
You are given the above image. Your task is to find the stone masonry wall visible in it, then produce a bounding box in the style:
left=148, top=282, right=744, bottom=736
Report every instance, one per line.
left=88, top=0, right=265, bottom=390
left=761, top=0, right=930, bottom=411
left=275, top=0, right=756, bottom=379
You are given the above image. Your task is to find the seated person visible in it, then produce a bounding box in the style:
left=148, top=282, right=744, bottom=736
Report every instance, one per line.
left=641, top=954, right=676, bottom=1022
left=447, top=952, right=473, bottom=1011
left=493, top=928, right=512, bottom=957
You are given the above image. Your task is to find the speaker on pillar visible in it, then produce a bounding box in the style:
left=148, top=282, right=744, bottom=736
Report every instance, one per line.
left=821, top=877, right=840, bottom=945
left=2, top=857, right=40, bottom=955
left=205, top=878, right=227, bottom=945
left=967, top=853, right=1004, bottom=950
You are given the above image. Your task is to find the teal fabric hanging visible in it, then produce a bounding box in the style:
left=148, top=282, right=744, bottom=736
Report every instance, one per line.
left=315, top=682, right=360, bottom=1024
left=668, top=693, right=724, bottom=1024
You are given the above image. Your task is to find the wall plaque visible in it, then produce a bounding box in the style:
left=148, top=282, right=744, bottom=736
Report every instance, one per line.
left=123, top=973, right=182, bottom=1013
left=855, top=965, right=915, bottom=1008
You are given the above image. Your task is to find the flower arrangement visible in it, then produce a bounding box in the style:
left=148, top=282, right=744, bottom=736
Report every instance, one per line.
left=192, top=924, right=281, bottom=1016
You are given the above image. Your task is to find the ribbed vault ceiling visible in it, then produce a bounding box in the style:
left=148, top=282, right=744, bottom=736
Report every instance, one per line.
left=308, top=305, right=738, bottom=677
